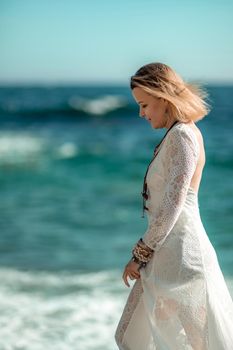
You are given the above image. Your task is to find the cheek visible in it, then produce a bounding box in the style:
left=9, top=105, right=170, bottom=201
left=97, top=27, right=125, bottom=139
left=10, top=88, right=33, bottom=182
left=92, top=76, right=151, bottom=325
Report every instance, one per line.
left=152, top=103, right=165, bottom=117
left=147, top=106, right=156, bottom=116
left=148, top=107, right=158, bottom=119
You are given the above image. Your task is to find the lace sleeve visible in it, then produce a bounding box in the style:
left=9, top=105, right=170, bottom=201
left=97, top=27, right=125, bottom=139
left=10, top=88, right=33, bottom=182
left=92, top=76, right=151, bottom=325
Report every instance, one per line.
left=142, top=126, right=200, bottom=253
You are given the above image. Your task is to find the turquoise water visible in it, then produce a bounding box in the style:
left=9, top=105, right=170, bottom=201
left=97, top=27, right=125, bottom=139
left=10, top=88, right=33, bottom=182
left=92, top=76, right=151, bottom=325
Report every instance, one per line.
left=0, top=85, right=232, bottom=349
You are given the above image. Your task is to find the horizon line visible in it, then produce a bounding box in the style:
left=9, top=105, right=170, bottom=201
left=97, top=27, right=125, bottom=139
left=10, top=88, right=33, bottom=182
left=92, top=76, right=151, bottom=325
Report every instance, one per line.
left=0, top=79, right=233, bottom=87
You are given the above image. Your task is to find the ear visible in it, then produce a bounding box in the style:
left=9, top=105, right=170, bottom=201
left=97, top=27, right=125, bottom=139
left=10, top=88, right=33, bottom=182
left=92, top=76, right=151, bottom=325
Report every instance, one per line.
left=163, top=99, right=168, bottom=109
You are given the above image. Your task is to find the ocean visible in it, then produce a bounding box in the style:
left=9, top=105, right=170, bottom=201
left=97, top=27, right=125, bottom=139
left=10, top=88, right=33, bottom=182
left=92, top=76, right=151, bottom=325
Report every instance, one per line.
left=0, top=85, right=232, bottom=349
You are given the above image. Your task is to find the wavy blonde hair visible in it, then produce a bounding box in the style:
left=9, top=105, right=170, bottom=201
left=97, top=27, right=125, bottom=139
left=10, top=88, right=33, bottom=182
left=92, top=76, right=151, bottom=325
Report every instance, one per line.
left=130, top=62, right=211, bottom=123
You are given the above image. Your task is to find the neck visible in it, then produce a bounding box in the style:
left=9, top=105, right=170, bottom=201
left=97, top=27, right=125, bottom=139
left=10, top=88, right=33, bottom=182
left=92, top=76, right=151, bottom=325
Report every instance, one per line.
left=165, top=119, right=179, bottom=130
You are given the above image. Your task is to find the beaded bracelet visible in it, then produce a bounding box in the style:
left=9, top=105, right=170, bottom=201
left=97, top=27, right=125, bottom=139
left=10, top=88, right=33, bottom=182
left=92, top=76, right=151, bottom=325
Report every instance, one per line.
left=131, top=238, right=154, bottom=268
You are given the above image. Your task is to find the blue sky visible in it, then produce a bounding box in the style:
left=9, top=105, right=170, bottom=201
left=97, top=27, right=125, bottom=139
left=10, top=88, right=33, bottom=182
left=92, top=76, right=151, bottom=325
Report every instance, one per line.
left=1, top=0, right=233, bottom=84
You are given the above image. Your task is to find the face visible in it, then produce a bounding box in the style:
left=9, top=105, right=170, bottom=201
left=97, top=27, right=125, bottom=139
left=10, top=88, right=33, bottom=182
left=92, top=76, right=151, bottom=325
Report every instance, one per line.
left=132, top=87, right=170, bottom=129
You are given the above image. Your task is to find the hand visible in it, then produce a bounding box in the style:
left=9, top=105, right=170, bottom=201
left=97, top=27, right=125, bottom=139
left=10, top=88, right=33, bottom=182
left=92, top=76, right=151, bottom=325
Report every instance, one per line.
left=122, top=259, right=141, bottom=287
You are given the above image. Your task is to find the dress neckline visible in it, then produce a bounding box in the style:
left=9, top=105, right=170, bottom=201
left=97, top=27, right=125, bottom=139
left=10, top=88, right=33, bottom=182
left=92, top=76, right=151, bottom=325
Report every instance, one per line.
left=141, top=120, right=181, bottom=218
left=153, top=120, right=182, bottom=156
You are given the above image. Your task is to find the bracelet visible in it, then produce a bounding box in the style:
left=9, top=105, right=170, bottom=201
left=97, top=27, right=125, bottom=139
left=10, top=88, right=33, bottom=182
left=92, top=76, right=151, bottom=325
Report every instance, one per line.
left=132, top=238, right=154, bottom=263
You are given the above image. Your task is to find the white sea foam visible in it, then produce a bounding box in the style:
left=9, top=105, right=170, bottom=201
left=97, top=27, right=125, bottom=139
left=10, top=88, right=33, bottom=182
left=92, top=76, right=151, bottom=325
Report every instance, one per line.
left=0, top=132, right=45, bottom=166
left=68, top=95, right=127, bottom=115
left=56, top=142, right=79, bottom=158
left=0, top=268, right=129, bottom=350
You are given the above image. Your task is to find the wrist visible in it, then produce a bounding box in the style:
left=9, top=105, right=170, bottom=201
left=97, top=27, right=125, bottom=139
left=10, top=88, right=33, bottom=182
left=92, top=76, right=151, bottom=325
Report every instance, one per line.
left=131, top=255, right=147, bottom=268
left=132, top=237, right=154, bottom=265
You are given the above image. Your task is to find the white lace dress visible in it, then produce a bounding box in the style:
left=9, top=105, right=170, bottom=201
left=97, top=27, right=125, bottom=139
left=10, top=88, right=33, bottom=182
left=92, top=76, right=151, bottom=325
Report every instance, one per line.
left=115, top=122, right=233, bottom=350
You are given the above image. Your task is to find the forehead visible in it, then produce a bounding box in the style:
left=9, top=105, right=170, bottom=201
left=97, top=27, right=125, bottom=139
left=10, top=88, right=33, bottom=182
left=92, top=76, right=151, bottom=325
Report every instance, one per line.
left=132, top=87, right=150, bottom=102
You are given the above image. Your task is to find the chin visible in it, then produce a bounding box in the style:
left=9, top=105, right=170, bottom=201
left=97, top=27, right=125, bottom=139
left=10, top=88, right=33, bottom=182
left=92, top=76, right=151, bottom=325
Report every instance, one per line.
left=151, top=123, right=158, bottom=129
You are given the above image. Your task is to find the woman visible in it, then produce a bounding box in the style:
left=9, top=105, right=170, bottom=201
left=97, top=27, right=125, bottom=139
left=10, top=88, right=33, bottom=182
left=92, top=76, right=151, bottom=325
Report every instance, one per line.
left=115, top=62, right=233, bottom=350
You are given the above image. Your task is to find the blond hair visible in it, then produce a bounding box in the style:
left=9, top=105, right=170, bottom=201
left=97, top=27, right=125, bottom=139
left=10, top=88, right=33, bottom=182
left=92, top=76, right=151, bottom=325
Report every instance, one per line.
left=130, top=62, right=211, bottom=123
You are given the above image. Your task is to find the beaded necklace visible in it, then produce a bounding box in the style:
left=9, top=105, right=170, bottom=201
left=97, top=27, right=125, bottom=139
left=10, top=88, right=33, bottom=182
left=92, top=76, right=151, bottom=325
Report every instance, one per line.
left=141, top=120, right=180, bottom=218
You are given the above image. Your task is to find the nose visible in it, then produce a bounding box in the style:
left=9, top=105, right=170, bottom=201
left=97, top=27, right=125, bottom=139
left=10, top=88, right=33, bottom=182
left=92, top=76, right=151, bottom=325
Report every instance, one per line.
left=139, top=107, right=146, bottom=118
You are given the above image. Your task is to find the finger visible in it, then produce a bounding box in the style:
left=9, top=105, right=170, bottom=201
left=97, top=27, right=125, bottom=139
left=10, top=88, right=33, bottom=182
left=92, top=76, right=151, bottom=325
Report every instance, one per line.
left=129, top=273, right=140, bottom=280
left=122, top=271, right=130, bottom=287
left=132, top=270, right=141, bottom=276
left=130, top=271, right=140, bottom=278
left=124, top=276, right=130, bottom=287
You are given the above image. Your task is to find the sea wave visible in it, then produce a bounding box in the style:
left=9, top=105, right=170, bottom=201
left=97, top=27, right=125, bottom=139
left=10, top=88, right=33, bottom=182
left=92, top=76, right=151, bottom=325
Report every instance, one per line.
left=1, top=84, right=233, bottom=120
left=68, top=95, right=128, bottom=115
left=0, top=132, right=46, bottom=166
left=0, top=268, right=127, bottom=350
left=0, top=132, right=112, bottom=170
left=0, top=91, right=133, bottom=117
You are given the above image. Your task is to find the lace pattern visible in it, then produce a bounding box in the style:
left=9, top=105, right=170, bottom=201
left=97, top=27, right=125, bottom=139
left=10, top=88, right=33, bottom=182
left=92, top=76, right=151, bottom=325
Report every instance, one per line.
left=142, top=125, right=199, bottom=252
left=115, top=123, right=233, bottom=349
left=115, top=278, right=143, bottom=349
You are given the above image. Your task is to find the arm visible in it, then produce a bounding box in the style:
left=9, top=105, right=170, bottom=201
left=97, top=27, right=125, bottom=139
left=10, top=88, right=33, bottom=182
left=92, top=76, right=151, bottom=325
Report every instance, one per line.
left=141, top=126, right=200, bottom=253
